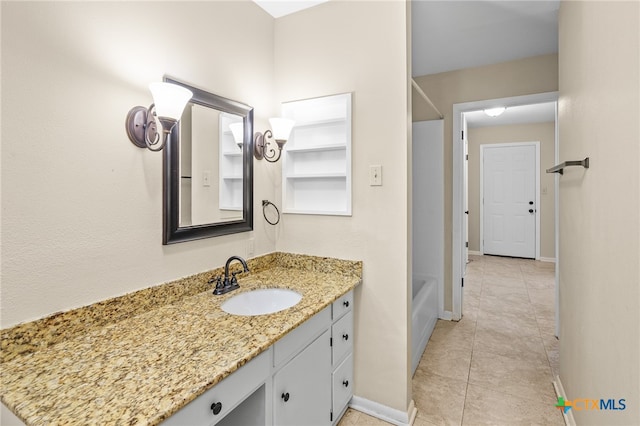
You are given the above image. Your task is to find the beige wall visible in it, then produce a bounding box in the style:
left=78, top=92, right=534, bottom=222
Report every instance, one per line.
left=413, top=54, right=558, bottom=310
left=558, top=2, right=639, bottom=424
left=274, top=1, right=413, bottom=415
left=0, top=2, right=277, bottom=327
left=1, top=0, right=414, bottom=418
left=468, top=122, right=556, bottom=259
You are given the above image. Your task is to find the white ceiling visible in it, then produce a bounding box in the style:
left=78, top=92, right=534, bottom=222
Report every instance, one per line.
left=254, top=0, right=559, bottom=125
left=465, top=102, right=556, bottom=128
left=253, top=0, right=329, bottom=18
left=255, top=0, right=559, bottom=77
left=412, top=0, right=559, bottom=76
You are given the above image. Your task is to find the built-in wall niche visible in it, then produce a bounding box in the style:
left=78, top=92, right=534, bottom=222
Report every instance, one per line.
left=281, top=93, right=352, bottom=216
left=219, top=113, right=243, bottom=213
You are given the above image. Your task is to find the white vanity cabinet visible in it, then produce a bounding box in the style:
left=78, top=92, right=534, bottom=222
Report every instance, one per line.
left=164, top=290, right=355, bottom=426
left=273, top=329, right=332, bottom=425
left=273, top=306, right=332, bottom=425
left=330, top=291, right=354, bottom=424
left=162, top=348, right=271, bottom=426
left=272, top=290, right=355, bottom=426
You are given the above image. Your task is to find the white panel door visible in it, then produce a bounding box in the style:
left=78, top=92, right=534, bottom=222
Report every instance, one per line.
left=483, top=144, right=536, bottom=258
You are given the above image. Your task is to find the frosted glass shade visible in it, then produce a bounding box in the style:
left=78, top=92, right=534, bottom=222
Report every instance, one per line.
left=269, top=118, right=295, bottom=141
left=483, top=107, right=506, bottom=117
left=228, top=122, right=244, bottom=146
left=149, top=82, right=193, bottom=120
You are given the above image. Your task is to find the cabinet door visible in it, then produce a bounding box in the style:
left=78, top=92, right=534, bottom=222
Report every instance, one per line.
left=274, top=330, right=332, bottom=426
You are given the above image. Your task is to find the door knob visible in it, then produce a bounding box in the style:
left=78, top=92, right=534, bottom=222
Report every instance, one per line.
left=464, top=211, right=469, bottom=214
left=281, top=392, right=290, bottom=402
left=529, top=209, right=534, bottom=213
left=529, top=201, right=534, bottom=205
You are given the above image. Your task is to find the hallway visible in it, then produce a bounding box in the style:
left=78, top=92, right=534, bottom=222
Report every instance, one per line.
left=340, top=255, right=563, bottom=425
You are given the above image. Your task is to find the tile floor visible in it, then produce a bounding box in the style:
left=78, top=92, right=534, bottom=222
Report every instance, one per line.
left=339, top=255, right=563, bottom=426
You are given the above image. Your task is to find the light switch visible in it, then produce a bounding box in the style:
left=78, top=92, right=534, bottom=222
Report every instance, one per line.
left=370, top=165, right=382, bottom=186
left=203, top=171, right=211, bottom=187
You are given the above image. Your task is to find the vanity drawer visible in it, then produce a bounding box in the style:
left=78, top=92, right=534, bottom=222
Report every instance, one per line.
left=332, top=353, right=353, bottom=417
left=274, top=306, right=331, bottom=368
left=332, top=310, right=353, bottom=366
left=163, top=348, right=271, bottom=426
left=332, top=290, right=353, bottom=320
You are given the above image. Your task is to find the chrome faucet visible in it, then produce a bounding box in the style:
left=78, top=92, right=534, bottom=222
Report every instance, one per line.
left=212, top=256, right=249, bottom=295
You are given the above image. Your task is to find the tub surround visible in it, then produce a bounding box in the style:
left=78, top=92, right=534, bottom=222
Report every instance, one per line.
left=0, top=252, right=362, bottom=425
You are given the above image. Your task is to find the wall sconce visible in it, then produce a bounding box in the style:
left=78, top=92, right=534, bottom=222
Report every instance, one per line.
left=254, top=118, right=296, bottom=162
left=125, top=82, right=193, bottom=152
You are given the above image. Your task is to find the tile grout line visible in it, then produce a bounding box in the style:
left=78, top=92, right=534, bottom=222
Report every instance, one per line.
left=460, top=256, right=484, bottom=426
left=522, top=262, right=557, bottom=375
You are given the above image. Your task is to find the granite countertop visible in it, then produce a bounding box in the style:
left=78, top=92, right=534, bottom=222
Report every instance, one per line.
left=1, top=252, right=362, bottom=425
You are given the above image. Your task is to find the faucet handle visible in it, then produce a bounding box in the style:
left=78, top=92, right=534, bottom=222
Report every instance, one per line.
left=230, top=272, right=238, bottom=285
left=208, top=275, right=224, bottom=288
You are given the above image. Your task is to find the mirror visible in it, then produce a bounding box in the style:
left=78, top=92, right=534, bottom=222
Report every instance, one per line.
left=163, top=77, right=253, bottom=244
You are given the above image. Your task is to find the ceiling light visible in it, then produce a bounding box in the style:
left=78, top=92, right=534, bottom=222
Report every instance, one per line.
left=484, top=107, right=506, bottom=117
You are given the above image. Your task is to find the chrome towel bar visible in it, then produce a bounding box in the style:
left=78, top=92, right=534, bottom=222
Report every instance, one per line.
left=546, top=157, right=590, bottom=175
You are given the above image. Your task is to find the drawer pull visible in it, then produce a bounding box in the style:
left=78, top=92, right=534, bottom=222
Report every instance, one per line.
left=210, top=402, right=222, bottom=415
left=281, top=392, right=290, bottom=402
left=343, top=300, right=350, bottom=308
left=343, top=380, right=349, bottom=387
left=342, top=334, right=349, bottom=341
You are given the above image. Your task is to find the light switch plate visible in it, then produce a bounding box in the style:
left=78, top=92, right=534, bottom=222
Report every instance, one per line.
left=203, top=171, right=211, bottom=187
left=370, top=165, right=382, bottom=186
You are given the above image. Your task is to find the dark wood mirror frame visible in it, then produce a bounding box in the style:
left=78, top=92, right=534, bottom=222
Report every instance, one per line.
left=162, top=77, right=254, bottom=245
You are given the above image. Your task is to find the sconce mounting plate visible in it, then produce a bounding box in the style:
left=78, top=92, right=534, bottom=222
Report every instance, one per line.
left=126, top=106, right=157, bottom=148
left=254, top=132, right=265, bottom=160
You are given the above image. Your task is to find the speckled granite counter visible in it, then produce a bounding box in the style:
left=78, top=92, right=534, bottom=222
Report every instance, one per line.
left=1, top=252, right=362, bottom=425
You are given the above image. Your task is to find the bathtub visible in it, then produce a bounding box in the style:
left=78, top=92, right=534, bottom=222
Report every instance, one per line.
left=412, top=276, right=438, bottom=375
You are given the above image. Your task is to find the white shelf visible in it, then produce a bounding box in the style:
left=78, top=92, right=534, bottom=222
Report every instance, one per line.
left=292, top=117, right=345, bottom=129
left=282, top=93, right=352, bottom=216
left=283, top=208, right=351, bottom=216
left=219, top=113, right=244, bottom=213
left=286, top=144, right=347, bottom=154
left=286, top=173, right=347, bottom=179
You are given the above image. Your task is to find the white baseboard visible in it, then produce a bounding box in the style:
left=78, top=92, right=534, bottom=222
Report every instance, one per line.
left=539, top=257, right=556, bottom=263
left=439, top=310, right=453, bottom=321
left=350, top=396, right=417, bottom=425
left=468, top=250, right=482, bottom=256
left=553, top=375, right=576, bottom=426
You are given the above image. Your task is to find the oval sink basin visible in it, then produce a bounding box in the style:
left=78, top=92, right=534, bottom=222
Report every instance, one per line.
left=221, top=289, right=302, bottom=316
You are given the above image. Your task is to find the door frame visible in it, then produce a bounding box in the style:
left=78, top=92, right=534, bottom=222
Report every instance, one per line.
left=452, top=92, right=558, bottom=320
left=479, top=141, right=540, bottom=259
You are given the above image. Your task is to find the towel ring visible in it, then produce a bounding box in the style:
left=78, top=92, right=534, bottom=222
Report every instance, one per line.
left=262, top=200, right=280, bottom=225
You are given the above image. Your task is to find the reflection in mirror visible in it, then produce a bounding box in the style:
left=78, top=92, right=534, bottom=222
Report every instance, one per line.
left=163, top=77, right=253, bottom=245
left=178, top=106, right=244, bottom=226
